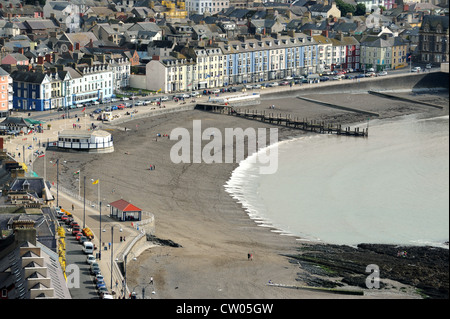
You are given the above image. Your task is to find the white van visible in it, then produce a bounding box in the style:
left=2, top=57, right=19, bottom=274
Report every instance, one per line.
left=83, top=242, right=94, bottom=254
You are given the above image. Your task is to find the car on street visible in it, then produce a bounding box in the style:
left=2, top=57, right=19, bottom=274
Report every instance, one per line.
left=252, top=84, right=261, bottom=89
left=103, top=106, right=112, bottom=112
left=365, top=72, right=376, bottom=77
left=75, top=232, right=84, bottom=241
left=93, top=108, right=102, bottom=114
left=160, top=96, right=169, bottom=101
left=72, top=226, right=81, bottom=236
left=78, top=235, right=87, bottom=243
left=90, top=262, right=99, bottom=272
left=279, top=81, right=290, bottom=86
left=94, top=274, right=104, bottom=284
left=98, top=286, right=109, bottom=296
left=367, top=68, right=375, bottom=72
left=267, top=82, right=279, bottom=87
left=319, top=76, right=330, bottom=81
left=212, top=89, right=220, bottom=94
left=411, top=67, right=421, bottom=72
left=90, top=264, right=101, bottom=275
left=190, top=91, right=200, bottom=97
left=117, top=104, right=125, bottom=109
left=61, top=215, right=68, bottom=222
left=101, top=292, right=114, bottom=299
left=426, top=63, right=432, bottom=69
left=96, top=281, right=106, bottom=290
left=377, top=71, right=388, bottom=76
left=86, top=255, right=96, bottom=265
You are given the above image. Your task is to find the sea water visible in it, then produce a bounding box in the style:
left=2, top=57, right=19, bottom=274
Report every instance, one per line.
left=225, top=114, right=449, bottom=248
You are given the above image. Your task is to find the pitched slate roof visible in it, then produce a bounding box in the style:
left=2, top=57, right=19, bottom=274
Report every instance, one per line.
left=10, top=71, right=48, bottom=84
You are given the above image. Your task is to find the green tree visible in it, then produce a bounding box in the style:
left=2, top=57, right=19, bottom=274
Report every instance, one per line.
left=355, top=3, right=366, bottom=16
left=336, top=0, right=356, bottom=16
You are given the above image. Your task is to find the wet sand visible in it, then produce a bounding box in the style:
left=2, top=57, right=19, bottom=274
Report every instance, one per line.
left=33, top=90, right=449, bottom=299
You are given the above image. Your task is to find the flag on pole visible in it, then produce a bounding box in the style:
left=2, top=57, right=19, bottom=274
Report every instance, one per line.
left=82, top=107, right=86, bottom=112
left=38, top=154, right=45, bottom=158
left=73, top=170, right=80, bottom=175
left=157, top=88, right=162, bottom=92
left=92, top=179, right=99, bottom=185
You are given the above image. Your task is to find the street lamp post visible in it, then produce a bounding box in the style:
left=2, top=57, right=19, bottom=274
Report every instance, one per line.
left=56, top=159, right=59, bottom=207
left=102, top=224, right=123, bottom=290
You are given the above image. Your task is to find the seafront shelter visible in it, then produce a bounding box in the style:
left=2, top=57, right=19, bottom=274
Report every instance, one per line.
left=55, top=129, right=114, bottom=153
left=109, top=199, right=142, bottom=221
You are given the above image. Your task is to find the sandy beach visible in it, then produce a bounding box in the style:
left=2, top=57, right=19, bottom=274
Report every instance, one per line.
left=27, top=86, right=449, bottom=299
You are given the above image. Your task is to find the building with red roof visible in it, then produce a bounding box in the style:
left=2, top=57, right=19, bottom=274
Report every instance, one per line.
left=109, top=199, right=142, bottom=221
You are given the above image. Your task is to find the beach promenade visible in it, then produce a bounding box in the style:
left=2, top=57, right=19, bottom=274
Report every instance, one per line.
left=2, top=70, right=447, bottom=299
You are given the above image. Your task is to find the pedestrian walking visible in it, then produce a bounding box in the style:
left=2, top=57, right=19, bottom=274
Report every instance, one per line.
left=150, top=277, right=153, bottom=285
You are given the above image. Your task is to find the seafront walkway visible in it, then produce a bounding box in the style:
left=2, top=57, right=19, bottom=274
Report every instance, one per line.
left=2, top=70, right=442, bottom=297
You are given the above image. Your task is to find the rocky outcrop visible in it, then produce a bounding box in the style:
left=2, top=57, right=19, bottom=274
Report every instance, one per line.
left=289, top=243, right=449, bottom=299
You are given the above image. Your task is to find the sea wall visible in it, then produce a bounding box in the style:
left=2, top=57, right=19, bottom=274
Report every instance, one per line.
left=261, top=72, right=449, bottom=98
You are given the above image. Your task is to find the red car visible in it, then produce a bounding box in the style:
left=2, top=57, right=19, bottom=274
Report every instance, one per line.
left=75, top=232, right=83, bottom=241
left=117, top=104, right=125, bottom=109
left=61, top=215, right=68, bottom=221
left=72, top=226, right=81, bottom=236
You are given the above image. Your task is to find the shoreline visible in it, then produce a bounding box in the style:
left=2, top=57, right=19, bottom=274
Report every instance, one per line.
left=29, top=88, right=449, bottom=299
left=224, top=111, right=449, bottom=250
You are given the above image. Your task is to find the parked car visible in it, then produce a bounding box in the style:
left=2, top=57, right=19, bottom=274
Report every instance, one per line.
left=86, top=255, right=96, bottom=265
left=98, top=286, right=109, bottom=296
left=160, top=96, right=169, bottom=101
left=90, top=262, right=99, bottom=272
left=117, top=104, right=125, bottom=109
left=78, top=235, right=87, bottom=244
left=75, top=232, right=84, bottom=241
left=90, top=264, right=101, bottom=275
left=60, top=215, right=68, bottom=222
left=267, top=82, right=279, bottom=87
left=72, top=226, right=81, bottom=236
left=190, top=91, right=200, bottom=97
left=367, top=68, right=375, bottom=72
left=111, top=105, right=118, bottom=110
left=355, top=74, right=365, bottom=79
left=55, top=207, right=63, bottom=217
left=101, top=292, right=114, bottom=299
left=319, top=76, right=330, bottom=81
left=94, top=274, right=104, bottom=284
left=411, top=67, right=421, bottom=73
left=279, top=81, right=290, bottom=86
left=212, top=89, right=220, bottom=94
left=426, top=63, right=432, bottom=69
left=377, top=71, right=388, bottom=76
left=93, top=108, right=102, bottom=114
left=365, top=72, right=376, bottom=77
left=103, top=106, right=112, bottom=112
left=252, top=84, right=261, bottom=89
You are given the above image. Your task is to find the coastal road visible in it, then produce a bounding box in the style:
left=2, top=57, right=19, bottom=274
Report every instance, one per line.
left=56, top=216, right=100, bottom=299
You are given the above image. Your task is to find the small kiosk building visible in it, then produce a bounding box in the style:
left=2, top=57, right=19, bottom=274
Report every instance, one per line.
left=109, top=199, right=142, bottom=221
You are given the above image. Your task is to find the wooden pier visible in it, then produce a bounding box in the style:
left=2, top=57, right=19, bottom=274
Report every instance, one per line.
left=195, top=103, right=369, bottom=137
